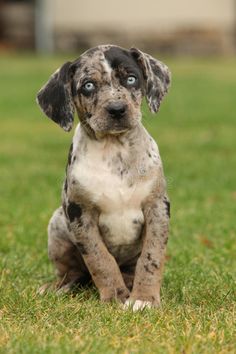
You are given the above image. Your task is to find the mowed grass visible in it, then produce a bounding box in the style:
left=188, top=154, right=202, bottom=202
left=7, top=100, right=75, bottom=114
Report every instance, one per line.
left=0, top=52, right=236, bottom=354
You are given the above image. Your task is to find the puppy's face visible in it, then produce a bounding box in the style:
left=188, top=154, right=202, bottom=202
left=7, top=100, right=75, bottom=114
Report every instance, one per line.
left=73, top=46, right=144, bottom=135
left=37, top=45, right=171, bottom=136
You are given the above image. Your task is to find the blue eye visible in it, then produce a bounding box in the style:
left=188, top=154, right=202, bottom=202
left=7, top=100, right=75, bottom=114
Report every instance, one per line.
left=84, top=82, right=95, bottom=92
left=127, top=76, right=136, bottom=85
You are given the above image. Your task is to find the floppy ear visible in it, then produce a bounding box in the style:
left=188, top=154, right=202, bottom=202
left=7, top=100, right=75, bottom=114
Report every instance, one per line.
left=36, top=62, right=75, bottom=131
left=130, top=48, right=171, bottom=113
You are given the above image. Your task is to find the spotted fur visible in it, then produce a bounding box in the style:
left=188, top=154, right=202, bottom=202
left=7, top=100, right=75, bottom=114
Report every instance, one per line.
left=37, top=45, right=171, bottom=310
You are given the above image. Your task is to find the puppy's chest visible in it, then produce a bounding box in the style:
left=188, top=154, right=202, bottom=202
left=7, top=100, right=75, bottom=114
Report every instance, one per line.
left=70, top=142, right=155, bottom=211
left=69, top=138, right=157, bottom=261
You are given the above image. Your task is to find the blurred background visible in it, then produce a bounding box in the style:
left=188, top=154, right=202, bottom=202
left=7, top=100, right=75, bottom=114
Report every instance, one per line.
left=0, top=0, right=236, bottom=55
left=0, top=2, right=236, bottom=352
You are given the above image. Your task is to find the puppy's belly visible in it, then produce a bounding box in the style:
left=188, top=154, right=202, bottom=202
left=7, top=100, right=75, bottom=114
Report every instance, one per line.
left=99, top=209, right=143, bottom=264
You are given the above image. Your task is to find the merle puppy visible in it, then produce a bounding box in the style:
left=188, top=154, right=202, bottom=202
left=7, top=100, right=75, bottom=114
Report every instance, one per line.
left=37, top=45, right=171, bottom=311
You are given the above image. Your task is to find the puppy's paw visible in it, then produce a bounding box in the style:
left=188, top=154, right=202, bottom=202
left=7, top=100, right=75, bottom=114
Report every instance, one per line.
left=123, top=298, right=153, bottom=311
left=37, top=283, right=52, bottom=295
left=37, top=279, right=78, bottom=296
left=100, top=286, right=130, bottom=304
left=55, top=280, right=76, bottom=295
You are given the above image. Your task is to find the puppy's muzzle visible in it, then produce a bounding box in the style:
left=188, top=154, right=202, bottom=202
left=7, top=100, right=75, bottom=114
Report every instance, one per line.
left=106, top=102, right=127, bottom=119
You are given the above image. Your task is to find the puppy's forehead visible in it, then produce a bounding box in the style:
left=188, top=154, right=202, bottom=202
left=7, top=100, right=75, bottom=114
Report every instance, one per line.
left=76, top=45, right=141, bottom=77
left=103, top=46, right=140, bottom=71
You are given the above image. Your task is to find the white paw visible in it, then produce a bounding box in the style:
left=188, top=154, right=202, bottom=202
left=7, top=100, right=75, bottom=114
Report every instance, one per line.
left=37, top=283, right=51, bottom=295
left=123, top=299, right=152, bottom=311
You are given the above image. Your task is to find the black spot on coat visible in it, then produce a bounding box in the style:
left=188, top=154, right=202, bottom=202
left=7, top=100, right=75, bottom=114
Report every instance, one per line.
left=67, top=202, right=82, bottom=222
left=144, top=264, right=154, bottom=275
left=151, top=261, right=159, bottom=269
left=163, top=199, right=170, bottom=218
left=76, top=242, right=88, bottom=255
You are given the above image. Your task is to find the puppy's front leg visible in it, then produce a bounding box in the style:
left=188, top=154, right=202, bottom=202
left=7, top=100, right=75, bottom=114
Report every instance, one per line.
left=125, top=196, right=170, bottom=311
left=66, top=202, right=129, bottom=303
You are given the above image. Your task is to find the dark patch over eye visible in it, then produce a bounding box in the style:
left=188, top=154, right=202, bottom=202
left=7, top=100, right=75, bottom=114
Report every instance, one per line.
left=104, top=47, right=144, bottom=87
left=121, top=73, right=140, bottom=89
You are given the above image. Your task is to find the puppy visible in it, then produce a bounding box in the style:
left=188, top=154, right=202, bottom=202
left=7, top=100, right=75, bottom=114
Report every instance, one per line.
left=37, top=45, right=171, bottom=311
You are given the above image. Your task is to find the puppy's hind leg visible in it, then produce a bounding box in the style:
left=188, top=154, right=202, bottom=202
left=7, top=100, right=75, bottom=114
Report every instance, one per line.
left=39, top=207, right=90, bottom=295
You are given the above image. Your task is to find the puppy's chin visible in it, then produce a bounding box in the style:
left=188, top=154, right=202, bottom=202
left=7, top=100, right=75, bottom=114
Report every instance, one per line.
left=94, top=127, right=130, bottom=139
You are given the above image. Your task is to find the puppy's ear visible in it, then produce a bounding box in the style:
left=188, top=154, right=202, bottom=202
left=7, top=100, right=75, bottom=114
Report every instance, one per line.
left=36, top=62, right=75, bottom=132
left=130, top=48, right=171, bottom=113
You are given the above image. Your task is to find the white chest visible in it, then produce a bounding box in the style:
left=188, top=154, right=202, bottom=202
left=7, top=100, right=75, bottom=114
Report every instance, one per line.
left=71, top=142, right=154, bottom=212
left=69, top=135, right=156, bottom=260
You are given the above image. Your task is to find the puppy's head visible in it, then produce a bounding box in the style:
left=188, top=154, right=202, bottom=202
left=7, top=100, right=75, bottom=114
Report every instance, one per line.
left=37, top=45, right=171, bottom=136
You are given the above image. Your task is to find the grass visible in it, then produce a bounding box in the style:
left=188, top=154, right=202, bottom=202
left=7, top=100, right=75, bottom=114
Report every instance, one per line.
left=0, top=52, right=236, bottom=353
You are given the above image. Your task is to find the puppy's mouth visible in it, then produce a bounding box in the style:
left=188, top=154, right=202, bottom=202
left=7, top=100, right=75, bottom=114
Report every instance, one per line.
left=95, top=125, right=130, bottom=138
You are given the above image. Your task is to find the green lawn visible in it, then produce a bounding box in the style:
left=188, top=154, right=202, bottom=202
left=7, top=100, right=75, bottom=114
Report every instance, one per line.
left=0, top=53, right=235, bottom=354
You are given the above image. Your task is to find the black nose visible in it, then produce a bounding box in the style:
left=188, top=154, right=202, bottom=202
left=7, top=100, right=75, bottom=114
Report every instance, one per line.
left=106, top=102, right=127, bottom=118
